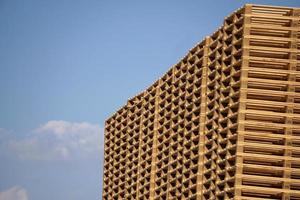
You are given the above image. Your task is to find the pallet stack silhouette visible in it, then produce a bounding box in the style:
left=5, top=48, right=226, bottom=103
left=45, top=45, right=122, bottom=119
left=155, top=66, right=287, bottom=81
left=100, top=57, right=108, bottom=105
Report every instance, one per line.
left=102, top=4, right=300, bottom=200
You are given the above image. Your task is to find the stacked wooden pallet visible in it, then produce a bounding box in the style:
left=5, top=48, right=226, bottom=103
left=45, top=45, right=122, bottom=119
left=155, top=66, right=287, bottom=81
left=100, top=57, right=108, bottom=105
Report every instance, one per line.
left=102, top=4, right=300, bottom=200
left=235, top=4, right=300, bottom=200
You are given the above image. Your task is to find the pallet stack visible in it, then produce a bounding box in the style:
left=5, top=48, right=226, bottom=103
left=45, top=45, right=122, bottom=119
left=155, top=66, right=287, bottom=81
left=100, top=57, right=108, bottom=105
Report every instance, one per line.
left=234, top=4, right=300, bottom=200
left=102, top=4, right=300, bottom=200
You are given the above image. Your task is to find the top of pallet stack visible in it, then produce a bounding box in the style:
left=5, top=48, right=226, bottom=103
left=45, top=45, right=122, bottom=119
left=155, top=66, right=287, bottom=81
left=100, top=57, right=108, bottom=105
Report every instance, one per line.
left=105, top=3, right=300, bottom=123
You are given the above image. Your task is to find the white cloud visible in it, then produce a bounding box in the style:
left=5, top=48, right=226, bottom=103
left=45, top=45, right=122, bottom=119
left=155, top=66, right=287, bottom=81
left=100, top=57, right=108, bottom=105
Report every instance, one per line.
left=8, top=120, right=103, bottom=160
left=0, top=186, right=28, bottom=200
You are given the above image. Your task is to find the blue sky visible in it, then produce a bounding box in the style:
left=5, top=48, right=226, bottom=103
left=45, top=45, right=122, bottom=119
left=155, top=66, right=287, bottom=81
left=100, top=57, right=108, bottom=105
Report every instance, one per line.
left=0, top=0, right=299, bottom=199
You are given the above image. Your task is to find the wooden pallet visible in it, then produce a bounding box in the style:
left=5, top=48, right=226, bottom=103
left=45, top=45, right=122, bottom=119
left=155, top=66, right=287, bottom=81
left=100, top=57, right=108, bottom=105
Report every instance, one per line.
left=102, top=4, right=300, bottom=200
